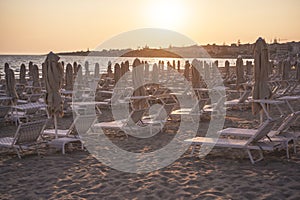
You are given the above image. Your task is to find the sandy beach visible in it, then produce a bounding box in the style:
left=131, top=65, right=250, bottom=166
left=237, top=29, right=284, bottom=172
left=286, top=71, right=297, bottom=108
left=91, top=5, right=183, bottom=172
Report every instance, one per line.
left=1, top=99, right=299, bottom=200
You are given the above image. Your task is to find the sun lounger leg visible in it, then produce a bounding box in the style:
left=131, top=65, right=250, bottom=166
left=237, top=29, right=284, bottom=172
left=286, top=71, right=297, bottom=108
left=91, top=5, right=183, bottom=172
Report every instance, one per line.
left=247, top=149, right=264, bottom=164
left=293, top=139, right=297, bottom=154
left=191, top=144, right=196, bottom=155
left=14, top=147, right=21, bottom=159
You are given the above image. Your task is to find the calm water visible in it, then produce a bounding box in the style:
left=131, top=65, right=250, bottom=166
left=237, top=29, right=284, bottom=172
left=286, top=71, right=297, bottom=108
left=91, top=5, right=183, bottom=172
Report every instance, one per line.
left=0, top=55, right=253, bottom=78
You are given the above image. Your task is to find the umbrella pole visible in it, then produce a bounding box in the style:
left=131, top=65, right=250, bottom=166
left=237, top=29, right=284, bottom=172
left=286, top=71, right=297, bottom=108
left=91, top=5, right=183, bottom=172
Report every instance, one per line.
left=54, top=115, right=58, bottom=139
left=260, top=110, right=264, bottom=124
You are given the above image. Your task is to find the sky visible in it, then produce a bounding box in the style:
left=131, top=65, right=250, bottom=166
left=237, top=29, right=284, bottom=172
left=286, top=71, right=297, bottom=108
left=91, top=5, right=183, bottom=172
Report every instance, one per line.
left=0, top=0, right=299, bottom=54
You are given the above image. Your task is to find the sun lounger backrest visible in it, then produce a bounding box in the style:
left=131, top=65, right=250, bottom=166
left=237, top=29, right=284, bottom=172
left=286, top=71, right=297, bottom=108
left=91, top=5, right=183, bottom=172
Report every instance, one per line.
left=74, top=114, right=97, bottom=134
left=276, top=112, right=299, bottom=133
left=155, top=103, right=176, bottom=120
left=127, top=109, right=146, bottom=126
left=0, top=106, right=10, bottom=119
left=14, top=120, right=47, bottom=145
left=238, top=89, right=251, bottom=103
left=248, top=119, right=277, bottom=144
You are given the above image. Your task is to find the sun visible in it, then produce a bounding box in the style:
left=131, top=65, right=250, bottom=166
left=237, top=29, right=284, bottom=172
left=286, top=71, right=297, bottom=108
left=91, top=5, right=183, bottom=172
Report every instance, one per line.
left=146, top=0, right=186, bottom=30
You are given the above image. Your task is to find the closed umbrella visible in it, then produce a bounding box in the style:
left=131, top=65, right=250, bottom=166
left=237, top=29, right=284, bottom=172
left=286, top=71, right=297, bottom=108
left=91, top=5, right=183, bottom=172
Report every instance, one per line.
left=252, top=38, right=271, bottom=116
left=152, top=63, right=159, bottom=83
left=282, top=59, right=291, bottom=80
left=144, top=61, right=149, bottom=78
left=224, top=60, right=230, bottom=79
left=114, top=63, right=121, bottom=84
left=191, top=59, right=201, bottom=89
left=77, top=64, right=83, bottom=85
left=94, top=63, right=100, bottom=79
left=44, top=52, right=64, bottom=138
left=132, top=58, right=147, bottom=110
left=236, top=56, right=245, bottom=88
left=296, top=61, right=300, bottom=81
left=65, top=63, right=73, bottom=90
left=20, top=64, right=26, bottom=85
left=84, top=61, right=90, bottom=77
left=5, top=66, right=18, bottom=105
left=32, top=64, right=41, bottom=92
left=184, top=60, right=190, bottom=81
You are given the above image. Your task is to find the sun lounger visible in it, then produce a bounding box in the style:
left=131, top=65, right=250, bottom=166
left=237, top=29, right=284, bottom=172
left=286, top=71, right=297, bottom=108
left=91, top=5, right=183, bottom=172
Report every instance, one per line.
left=185, top=119, right=284, bottom=164
left=0, top=119, right=47, bottom=158
left=44, top=114, right=97, bottom=154
left=93, top=108, right=147, bottom=137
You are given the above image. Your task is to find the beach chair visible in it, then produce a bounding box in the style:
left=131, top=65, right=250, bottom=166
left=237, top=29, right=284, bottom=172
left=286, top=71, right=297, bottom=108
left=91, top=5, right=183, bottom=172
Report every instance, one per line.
left=218, top=113, right=300, bottom=159
left=185, top=119, right=285, bottom=164
left=44, top=114, right=97, bottom=154
left=0, top=119, right=47, bottom=158
left=93, top=108, right=147, bottom=137
left=0, top=106, right=11, bottom=122
left=142, top=102, right=176, bottom=134
left=171, top=98, right=209, bottom=122
left=224, top=89, right=252, bottom=110
left=11, top=102, right=47, bottom=125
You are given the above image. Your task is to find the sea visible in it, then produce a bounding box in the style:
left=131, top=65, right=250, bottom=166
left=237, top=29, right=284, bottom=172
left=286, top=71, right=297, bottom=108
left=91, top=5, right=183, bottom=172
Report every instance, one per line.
left=0, top=55, right=254, bottom=79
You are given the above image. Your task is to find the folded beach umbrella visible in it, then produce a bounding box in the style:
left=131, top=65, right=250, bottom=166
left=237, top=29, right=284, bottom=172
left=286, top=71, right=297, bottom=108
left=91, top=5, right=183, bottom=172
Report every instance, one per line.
left=94, top=63, right=100, bottom=79
left=144, top=61, right=149, bottom=78
left=152, top=63, right=159, bottom=84
left=204, top=61, right=210, bottom=80
left=73, top=62, right=78, bottom=77
left=28, top=61, right=33, bottom=82
left=77, top=64, right=83, bottom=85
left=296, top=60, right=300, bottom=81
left=191, top=59, right=201, bottom=89
left=84, top=61, right=90, bottom=77
left=184, top=60, right=190, bottom=81
left=224, top=60, right=230, bottom=79
left=132, top=58, right=147, bottom=110
left=236, top=55, right=245, bottom=88
left=44, top=52, right=64, bottom=138
left=114, top=63, right=121, bottom=84
left=282, top=58, right=291, bottom=80
left=65, top=63, right=73, bottom=90
left=5, top=65, right=18, bottom=105
left=32, top=64, right=41, bottom=90
left=252, top=38, right=271, bottom=115
left=19, top=64, right=26, bottom=85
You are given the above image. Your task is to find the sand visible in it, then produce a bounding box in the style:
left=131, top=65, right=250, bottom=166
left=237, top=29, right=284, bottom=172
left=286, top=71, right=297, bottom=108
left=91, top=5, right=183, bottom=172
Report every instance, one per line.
left=1, top=100, right=300, bottom=199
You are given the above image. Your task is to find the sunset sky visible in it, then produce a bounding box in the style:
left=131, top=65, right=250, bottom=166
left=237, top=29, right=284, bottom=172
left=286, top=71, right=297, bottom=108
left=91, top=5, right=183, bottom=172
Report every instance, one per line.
left=0, top=0, right=299, bottom=54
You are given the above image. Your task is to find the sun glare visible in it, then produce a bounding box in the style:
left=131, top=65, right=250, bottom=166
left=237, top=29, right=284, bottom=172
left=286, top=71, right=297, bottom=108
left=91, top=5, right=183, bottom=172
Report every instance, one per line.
left=146, top=0, right=186, bottom=29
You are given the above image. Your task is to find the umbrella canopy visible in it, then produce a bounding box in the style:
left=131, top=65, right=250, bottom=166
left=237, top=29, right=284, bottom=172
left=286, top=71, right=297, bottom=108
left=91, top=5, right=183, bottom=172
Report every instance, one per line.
left=252, top=38, right=271, bottom=115
left=28, top=61, right=33, bottom=81
left=183, top=61, right=190, bottom=81
left=191, top=59, right=201, bottom=89
left=84, top=61, right=90, bottom=77
left=32, top=64, right=41, bottom=90
left=296, top=61, right=300, bottom=81
left=152, top=63, right=159, bottom=83
left=114, top=63, right=121, bottom=84
left=132, top=58, right=147, bottom=109
left=77, top=64, right=83, bottom=85
left=73, top=62, right=78, bottom=77
left=236, top=56, right=245, bottom=88
left=19, top=64, right=26, bottom=85
left=144, top=61, right=149, bottom=78
left=65, top=63, right=73, bottom=90
left=44, top=52, right=64, bottom=118
left=224, top=60, right=230, bottom=79
left=5, top=67, right=18, bottom=105
left=94, top=63, right=100, bottom=79
left=282, top=59, right=291, bottom=80
left=204, top=61, right=210, bottom=80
